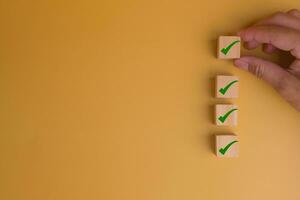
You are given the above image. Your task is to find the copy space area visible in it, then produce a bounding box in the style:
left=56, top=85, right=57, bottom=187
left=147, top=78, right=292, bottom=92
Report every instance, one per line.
left=0, top=0, right=300, bottom=200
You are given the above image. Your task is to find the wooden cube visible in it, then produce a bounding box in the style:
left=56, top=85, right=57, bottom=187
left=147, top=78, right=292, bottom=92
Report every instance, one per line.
left=215, top=104, right=238, bottom=126
left=215, top=135, right=239, bottom=157
left=215, top=75, right=239, bottom=98
left=218, top=36, right=241, bottom=59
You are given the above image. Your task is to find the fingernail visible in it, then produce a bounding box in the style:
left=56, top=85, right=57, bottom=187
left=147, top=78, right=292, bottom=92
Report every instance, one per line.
left=234, top=59, right=249, bottom=70
left=289, top=9, right=300, bottom=17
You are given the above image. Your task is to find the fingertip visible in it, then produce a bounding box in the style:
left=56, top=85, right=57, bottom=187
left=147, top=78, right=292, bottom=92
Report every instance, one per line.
left=245, top=41, right=260, bottom=49
left=287, top=9, right=300, bottom=18
left=234, top=59, right=249, bottom=70
left=235, top=56, right=260, bottom=64
left=236, top=31, right=243, bottom=36
left=237, top=30, right=246, bottom=38
left=236, top=28, right=253, bottom=42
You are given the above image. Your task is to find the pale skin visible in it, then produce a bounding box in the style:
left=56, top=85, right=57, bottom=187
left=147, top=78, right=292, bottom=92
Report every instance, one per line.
left=234, top=9, right=300, bottom=112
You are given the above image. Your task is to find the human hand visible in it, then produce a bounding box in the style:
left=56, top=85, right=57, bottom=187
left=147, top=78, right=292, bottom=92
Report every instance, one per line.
left=234, top=9, right=300, bottom=111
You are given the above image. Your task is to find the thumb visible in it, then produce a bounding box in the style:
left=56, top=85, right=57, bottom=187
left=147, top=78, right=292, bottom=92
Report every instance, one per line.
left=234, top=56, right=291, bottom=92
left=234, top=56, right=300, bottom=111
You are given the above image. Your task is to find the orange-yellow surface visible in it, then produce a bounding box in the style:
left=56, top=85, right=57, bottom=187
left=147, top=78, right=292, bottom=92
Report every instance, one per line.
left=1, top=0, right=300, bottom=199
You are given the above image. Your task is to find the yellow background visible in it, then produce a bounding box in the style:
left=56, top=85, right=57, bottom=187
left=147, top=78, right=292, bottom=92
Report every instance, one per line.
left=1, top=0, right=300, bottom=199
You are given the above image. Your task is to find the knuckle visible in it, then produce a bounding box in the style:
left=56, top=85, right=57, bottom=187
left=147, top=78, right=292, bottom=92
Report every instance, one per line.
left=248, top=63, right=265, bottom=78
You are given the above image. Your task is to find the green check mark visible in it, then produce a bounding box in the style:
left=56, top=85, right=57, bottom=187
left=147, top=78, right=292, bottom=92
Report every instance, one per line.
left=218, top=108, right=237, bottom=123
left=219, top=80, right=238, bottom=95
left=221, top=40, right=240, bottom=55
left=219, top=140, right=238, bottom=155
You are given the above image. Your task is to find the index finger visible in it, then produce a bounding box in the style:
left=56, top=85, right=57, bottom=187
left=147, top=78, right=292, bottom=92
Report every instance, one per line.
left=238, top=25, right=300, bottom=58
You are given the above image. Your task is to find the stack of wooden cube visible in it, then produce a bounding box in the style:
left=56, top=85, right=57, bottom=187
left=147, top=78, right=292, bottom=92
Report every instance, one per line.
left=215, top=36, right=241, bottom=158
